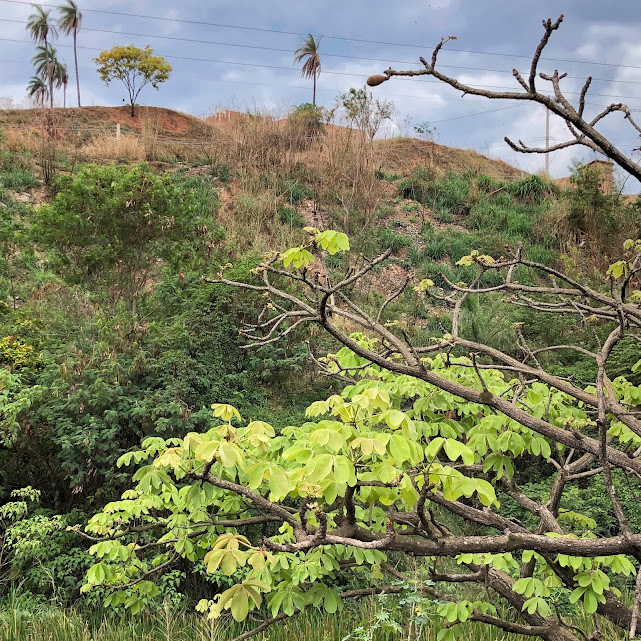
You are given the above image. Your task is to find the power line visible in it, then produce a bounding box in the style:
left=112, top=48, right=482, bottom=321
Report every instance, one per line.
left=4, top=36, right=641, bottom=106
left=3, top=0, right=641, bottom=72
left=4, top=17, right=641, bottom=89
left=429, top=105, right=520, bottom=123
left=0, top=56, right=529, bottom=105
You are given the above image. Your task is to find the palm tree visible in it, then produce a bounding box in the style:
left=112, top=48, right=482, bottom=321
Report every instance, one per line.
left=27, top=75, right=49, bottom=108
left=55, top=61, right=69, bottom=108
left=294, top=34, right=322, bottom=106
left=32, top=44, right=59, bottom=106
left=57, top=0, right=82, bottom=107
left=26, top=5, right=58, bottom=109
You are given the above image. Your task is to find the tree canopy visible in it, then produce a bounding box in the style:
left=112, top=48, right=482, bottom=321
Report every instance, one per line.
left=294, top=34, right=322, bottom=107
left=77, top=14, right=641, bottom=641
left=93, top=45, right=172, bottom=117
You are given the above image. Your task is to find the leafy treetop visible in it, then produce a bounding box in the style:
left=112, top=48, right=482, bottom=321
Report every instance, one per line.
left=93, top=45, right=172, bottom=117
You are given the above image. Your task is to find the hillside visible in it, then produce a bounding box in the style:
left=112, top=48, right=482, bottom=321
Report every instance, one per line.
left=0, top=106, right=213, bottom=140
left=2, top=102, right=641, bottom=641
left=0, top=106, right=524, bottom=179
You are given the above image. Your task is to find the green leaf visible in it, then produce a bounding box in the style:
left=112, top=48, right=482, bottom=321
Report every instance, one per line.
left=323, top=589, right=342, bottom=613
left=333, top=456, right=354, bottom=485
left=443, top=438, right=475, bottom=465
left=268, top=465, right=290, bottom=500
left=281, top=247, right=314, bottom=269
left=218, top=441, right=244, bottom=469
left=389, top=434, right=411, bottom=463
left=211, top=403, right=242, bottom=423
left=230, top=589, right=249, bottom=621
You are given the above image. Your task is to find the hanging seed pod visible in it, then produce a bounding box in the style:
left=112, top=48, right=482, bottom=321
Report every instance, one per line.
left=366, top=74, right=389, bottom=87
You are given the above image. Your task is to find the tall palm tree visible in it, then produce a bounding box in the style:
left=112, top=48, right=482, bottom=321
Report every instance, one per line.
left=32, top=44, right=59, bottom=106
left=27, top=75, right=49, bottom=108
left=26, top=5, right=58, bottom=109
left=294, top=34, right=322, bottom=107
left=55, top=61, right=69, bottom=108
left=57, top=0, right=82, bottom=107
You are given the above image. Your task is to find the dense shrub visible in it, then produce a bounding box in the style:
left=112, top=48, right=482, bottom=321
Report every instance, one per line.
left=30, top=164, right=216, bottom=302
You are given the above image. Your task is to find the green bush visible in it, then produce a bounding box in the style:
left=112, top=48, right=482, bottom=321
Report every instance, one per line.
left=476, top=174, right=506, bottom=193
left=396, top=168, right=434, bottom=202
left=211, top=160, right=232, bottom=183
left=279, top=205, right=304, bottom=228
left=467, top=201, right=534, bottom=238
left=30, top=163, right=216, bottom=302
left=507, top=174, right=552, bottom=204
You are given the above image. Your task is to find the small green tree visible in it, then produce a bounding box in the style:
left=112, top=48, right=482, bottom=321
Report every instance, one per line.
left=31, top=44, right=59, bottom=108
left=567, top=161, right=617, bottom=235
left=30, top=163, right=208, bottom=306
left=26, top=75, right=48, bottom=107
left=54, top=60, right=69, bottom=108
left=288, top=103, right=325, bottom=145
left=93, top=45, right=172, bottom=117
left=340, top=87, right=395, bottom=142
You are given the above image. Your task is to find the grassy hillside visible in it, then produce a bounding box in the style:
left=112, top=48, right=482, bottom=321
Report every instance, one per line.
left=0, top=107, right=639, bottom=641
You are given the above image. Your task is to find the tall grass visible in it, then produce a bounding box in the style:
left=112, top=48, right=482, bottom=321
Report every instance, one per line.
left=0, top=151, right=38, bottom=190
left=0, top=601, right=624, bottom=641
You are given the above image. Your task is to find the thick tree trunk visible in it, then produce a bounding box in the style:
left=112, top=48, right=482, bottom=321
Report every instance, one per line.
left=74, top=29, right=81, bottom=107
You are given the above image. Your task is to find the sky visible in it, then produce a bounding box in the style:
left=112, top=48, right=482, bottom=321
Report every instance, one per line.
left=1, top=0, right=641, bottom=187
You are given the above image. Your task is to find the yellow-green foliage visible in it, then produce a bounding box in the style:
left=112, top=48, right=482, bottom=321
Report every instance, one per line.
left=0, top=336, right=39, bottom=369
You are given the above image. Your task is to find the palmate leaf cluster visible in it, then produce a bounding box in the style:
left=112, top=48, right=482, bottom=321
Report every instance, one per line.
left=81, top=337, right=639, bottom=630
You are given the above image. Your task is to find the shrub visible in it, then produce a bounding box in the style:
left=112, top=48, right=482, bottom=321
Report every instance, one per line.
left=507, top=174, right=553, bottom=204
left=467, top=201, right=534, bottom=238
left=396, top=168, right=434, bottom=202
left=30, top=163, right=215, bottom=303
left=279, top=205, right=304, bottom=228
left=288, top=103, right=326, bottom=138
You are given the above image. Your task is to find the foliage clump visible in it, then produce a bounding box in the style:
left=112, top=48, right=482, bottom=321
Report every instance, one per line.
left=31, top=163, right=214, bottom=304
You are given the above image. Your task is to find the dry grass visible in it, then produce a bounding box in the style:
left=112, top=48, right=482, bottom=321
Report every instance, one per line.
left=79, top=134, right=145, bottom=162
left=1, top=128, right=43, bottom=154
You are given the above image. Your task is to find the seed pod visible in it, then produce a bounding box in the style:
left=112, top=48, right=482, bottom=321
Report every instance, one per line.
left=366, top=74, right=389, bottom=87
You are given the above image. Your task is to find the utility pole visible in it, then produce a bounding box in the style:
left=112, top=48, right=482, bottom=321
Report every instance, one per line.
left=545, top=108, right=550, bottom=178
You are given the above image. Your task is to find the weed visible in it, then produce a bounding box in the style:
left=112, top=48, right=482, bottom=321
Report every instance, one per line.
left=0, top=152, right=37, bottom=190
left=396, top=168, right=434, bottom=203
left=279, top=205, right=304, bottom=228
left=377, top=227, right=414, bottom=253
left=507, top=174, right=554, bottom=204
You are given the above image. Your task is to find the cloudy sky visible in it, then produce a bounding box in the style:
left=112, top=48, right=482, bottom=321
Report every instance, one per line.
left=1, top=0, right=640, bottom=186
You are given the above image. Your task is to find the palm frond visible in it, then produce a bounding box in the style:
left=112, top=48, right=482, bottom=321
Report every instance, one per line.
left=57, top=0, right=82, bottom=35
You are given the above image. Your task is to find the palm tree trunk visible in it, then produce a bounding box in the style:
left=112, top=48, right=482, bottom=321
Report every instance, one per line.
left=64, top=82, right=67, bottom=108
left=44, top=34, right=53, bottom=110
left=74, top=28, right=81, bottom=107
left=313, top=73, right=316, bottom=107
